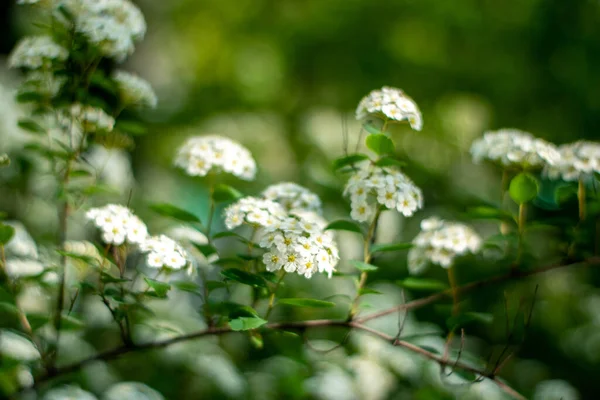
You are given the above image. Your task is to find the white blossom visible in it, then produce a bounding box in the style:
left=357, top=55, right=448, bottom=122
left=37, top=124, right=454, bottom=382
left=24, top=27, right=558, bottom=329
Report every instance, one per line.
left=20, top=70, right=66, bottom=98
left=3, top=221, right=38, bottom=259
left=42, top=385, right=98, bottom=400
left=408, top=217, right=481, bottom=274
left=544, top=141, right=600, bottom=181
left=470, top=128, right=560, bottom=169
left=344, top=161, right=423, bottom=223
left=60, top=0, right=147, bottom=62
left=140, top=235, right=189, bottom=270
left=8, top=35, right=68, bottom=69
left=86, top=204, right=148, bottom=246
left=0, top=330, right=40, bottom=362
left=85, top=145, right=134, bottom=193
left=174, top=135, right=257, bottom=181
left=5, top=259, right=45, bottom=278
left=262, top=182, right=322, bottom=214
left=533, top=380, right=579, bottom=400
left=69, top=103, right=115, bottom=133
left=223, top=197, right=287, bottom=230
left=356, top=86, right=423, bottom=131
left=113, top=70, right=158, bottom=108
left=103, top=382, right=164, bottom=400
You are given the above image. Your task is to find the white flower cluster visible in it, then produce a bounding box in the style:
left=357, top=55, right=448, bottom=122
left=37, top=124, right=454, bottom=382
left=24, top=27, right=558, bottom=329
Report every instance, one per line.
left=70, top=103, right=115, bottom=133
left=113, top=70, right=158, bottom=109
left=8, top=36, right=68, bottom=69
left=20, top=70, right=66, bottom=98
left=224, top=197, right=287, bottom=230
left=408, top=217, right=481, bottom=274
left=61, top=0, right=146, bottom=62
left=544, top=141, right=600, bottom=181
left=86, top=204, right=148, bottom=245
left=139, top=235, right=189, bottom=270
left=356, top=86, right=423, bottom=131
left=262, top=182, right=322, bottom=214
left=344, top=161, right=423, bottom=222
left=175, top=135, right=257, bottom=181
left=470, top=128, right=560, bottom=168
left=225, top=197, right=339, bottom=278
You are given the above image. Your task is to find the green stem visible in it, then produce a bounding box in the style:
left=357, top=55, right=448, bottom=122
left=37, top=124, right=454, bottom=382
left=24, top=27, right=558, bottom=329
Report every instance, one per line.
left=578, top=178, right=586, bottom=222
left=515, top=203, right=526, bottom=268
left=264, top=271, right=286, bottom=320
left=500, top=169, right=510, bottom=235
left=447, top=266, right=459, bottom=316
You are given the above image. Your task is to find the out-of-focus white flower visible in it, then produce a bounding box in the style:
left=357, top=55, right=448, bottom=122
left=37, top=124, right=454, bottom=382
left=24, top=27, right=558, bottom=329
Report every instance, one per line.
left=113, top=70, right=157, bottom=108
left=17, top=0, right=56, bottom=4
left=347, top=356, right=395, bottom=400
left=0, top=330, right=40, bottom=362
left=544, top=141, right=600, bottom=182
left=223, top=197, right=287, bottom=230
left=533, top=379, right=579, bottom=400
left=4, top=221, right=38, bottom=259
left=356, top=86, right=423, bottom=131
left=470, top=128, right=560, bottom=169
left=42, top=385, right=98, bottom=400
left=262, top=182, right=322, bottom=214
left=60, top=0, right=146, bottom=62
left=8, top=35, right=68, bottom=69
left=16, top=366, right=34, bottom=388
left=408, top=217, right=481, bottom=273
left=69, top=104, right=115, bottom=133
left=344, top=160, right=423, bottom=223
left=20, top=70, right=66, bottom=98
left=86, top=204, right=148, bottom=245
left=166, top=226, right=215, bottom=268
left=174, top=135, right=257, bottom=180
left=140, top=235, right=189, bottom=270
left=5, top=259, right=45, bottom=278
left=102, top=382, right=164, bottom=400
left=306, top=365, right=357, bottom=400
left=85, top=145, right=134, bottom=193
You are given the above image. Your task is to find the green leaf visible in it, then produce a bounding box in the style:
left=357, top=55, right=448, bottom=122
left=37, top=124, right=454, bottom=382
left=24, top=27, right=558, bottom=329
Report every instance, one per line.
left=15, top=91, right=45, bottom=104
left=359, top=288, right=383, bottom=296
left=101, top=272, right=129, bottom=284
left=466, top=206, right=515, bottom=222
left=206, top=281, right=228, bottom=291
left=0, top=224, right=15, bottom=245
left=0, top=153, right=9, bottom=167
left=208, top=301, right=258, bottom=318
left=398, top=277, right=448, bottom=291
left=221, top=268, right=267, bottom=288
left=0, top=302, right=19, bottom=317
left=277, top=298, right=336, bottom=308
left=115, top=120, right=147, bottom=136
left=509, top=173, right=539, bottom=204
left=332, top=154, right=369, bottom=170
left=446, top=312, right=494, bottom=331
left=366, top=133, right=395, bottom=155
left=350, top=260, right=378, bottom=272
left=229, top=316, right=267, bottom=331
left=371, top=242, right=412, bottom=253
left=194, top=243, right=218, bottom=258
left=149, top=203, right=202, bottom=223
left=172, top=280, right=202, bottom=294
left=325, top=220, right=364, bottom=234
left=144, top=277, right=171, bottom=298
left=364, top=122, right=382, bottom=135
left=212, top=231, right=250, bottom=243
left=26, top=314, right=50, bottom=331
left=212, top=184, right=243, bottom=202
left=56, top=250, right=97, bottom=265
left=60, top=313, right=85, bottom=330
left=374, top=157, right=406, bottom=169
left=17, top=119, right=45, bottom=134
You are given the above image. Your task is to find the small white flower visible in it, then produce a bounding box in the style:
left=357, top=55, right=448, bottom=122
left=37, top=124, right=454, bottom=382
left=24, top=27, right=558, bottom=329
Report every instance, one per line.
left=0, top=330, right=40, bottom=362
left=8, top=35, right=68, bottom=69
left=356, top=86, right=423, bottom=131
left=263, top=252, right=283, bottom=272
left=175, top=135, right=257, bottom=180
left=5, top=259, right=45, bottom=278
left=140, top=235, right=189, bottom=270
left=86, top=204, right=148, bottom=246
left=69, top=103, right=115, bottom=133
left=544, top=141, right=600, bottom=182
left=262, top=182, right=323, bottom=214
left=223, top=197, right=287, bottom=230
left=113, top=70, right=157, bottom=108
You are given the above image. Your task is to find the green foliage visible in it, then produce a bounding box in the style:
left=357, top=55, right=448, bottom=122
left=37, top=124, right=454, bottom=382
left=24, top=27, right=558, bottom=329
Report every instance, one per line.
left=143, top=278, right=171, bottom=298
left=277, top=298, right=336, bottom=308
left=221, top=268, right=268, bottom=288
left=325, top=219, right=363, bottom=234
left=349, top=260, right=378, bottom=271
left=509, top=173, right=539, bottom=204
left=0, top=224, right=15, bottom=245
left=229, top=316, right=267, bottom=331
left=332, top=153, right=369, bottom=171
left=365, top=133, right=395, bottom=155
left=149, top=203, right=202, bottom=223
left=212, top=184, right=243, bottom=202
left=398, top=277, right=448, bottom=291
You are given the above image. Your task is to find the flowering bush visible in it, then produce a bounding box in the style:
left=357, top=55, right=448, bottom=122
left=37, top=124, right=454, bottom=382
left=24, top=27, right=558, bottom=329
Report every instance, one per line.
left=0, top=1, right=597, bottom=399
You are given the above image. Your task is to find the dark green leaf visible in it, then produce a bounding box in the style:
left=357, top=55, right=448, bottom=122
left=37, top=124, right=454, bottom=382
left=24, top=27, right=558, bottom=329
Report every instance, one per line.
left=206, top=281, right=228, bottom=291
left=446, top=312, right=494, bottom=331
left=370, top=242, right=412, bottom=253
left=350, top=260, right=378, bottom=272
left=277, top=298, right=336, bottom=308
left=221, top=268, right=267, bottom=288
left=0, top=302, right=19, bottom=317
left=0, top=224, right=15, bottom=245
left=26, top=314, right=50, bottom=331
left=398, top=277, right=448, bottom=291
left=81, top=184, right=120, bottom=196
left=453, top=369, right=478, bottom=382
left=172, top=280, right=202, bottom=294
left=194, top=243, right=218, bottom=258
left=366, top=133, right=395, bottom=155
left=56, top=250, right=97, bottom=265
left=332, top=154, right=369, bottom=171
left=208, top=301, right=258, bottom=318
left=144, top=278, right=171, bottom=298
left=17, top=119, right=45, bottom=134
left=325, top=220, right=364, bottom=234
left=60, top=313, right=85, bottom=330
left=509, top=173, right=539, bottom=204
left=149, top=203, right=202, bottom=223
left=212, top=184, right=243, bottom=202
left=466, top=206, right=515, bottom=222
left=115, top=120, right=147, bottom=136
left=229, top=316, right=267, bottom=331
left=101, top=272, right=129, bottom=284
left=15, top=91, right=45, bottom=104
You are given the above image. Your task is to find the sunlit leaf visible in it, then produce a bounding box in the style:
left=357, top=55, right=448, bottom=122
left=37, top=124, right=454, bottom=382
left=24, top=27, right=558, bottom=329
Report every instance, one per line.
left=509, top=173, right=539, bottom=204
left=229, top=316, right=267, bottom=331
left=149, top=203, right=202, bottom=223
left=350, top=260, right=378, bottom=272
left=144, top=278, right=171, bottom=298
left=366, top=133, right=395, bottom=155
left=277, top=298, right=336, bottom=308
left=221, top=268, right=267, bottom=288
left=212, top=184, right=243, bottom=202
left=325, top=220, right=364, bottom=234
left=398, top=277, right=448, bottom=291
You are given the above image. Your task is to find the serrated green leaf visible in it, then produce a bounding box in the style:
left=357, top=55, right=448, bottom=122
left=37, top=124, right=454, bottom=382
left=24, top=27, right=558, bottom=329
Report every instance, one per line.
left=398, top=277, right=448, bottom=291
left=370, top=242, right=412, bottom=253
left=277, top=298, right=336, bottom=308
left=229, top=316, right=267, bottom=331
left=221, top=268, right=267, bottom=288
left=212, top=184, right=243, bottom=202
left=350, top=260, right=378, bottom=272
left=332, top=154, right=369, bottom=171
left=0, top=224, right=15, bottom=245
left=149, top=203, right=202, bottom=223
left=17, top=119, right=45, bottom=134
left=144, top=277, right=171, bottom=298
left=325, top=220, right=364, bottom=234
left=366, top=133, right=395, bottom=155
left=509, top=173, right=539, bottom=204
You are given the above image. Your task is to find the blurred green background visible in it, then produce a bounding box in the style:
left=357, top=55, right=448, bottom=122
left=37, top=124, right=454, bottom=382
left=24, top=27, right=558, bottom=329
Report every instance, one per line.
left=2, top=0, right=600, bottom=399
